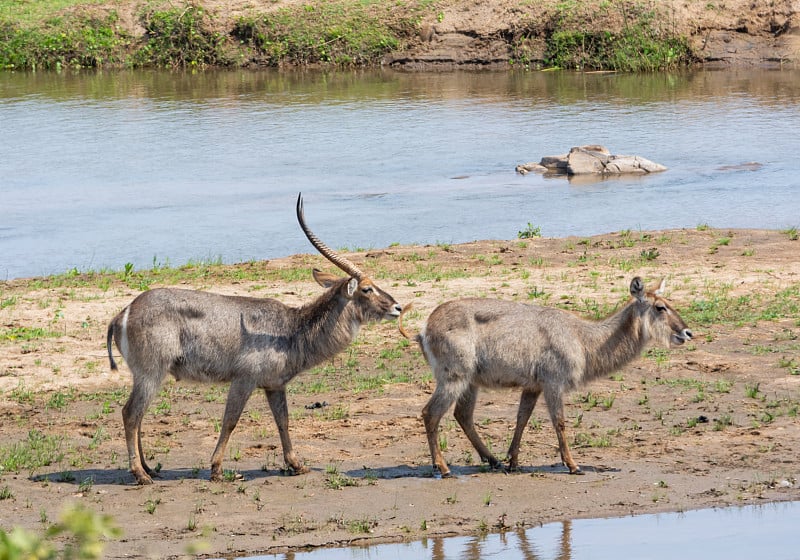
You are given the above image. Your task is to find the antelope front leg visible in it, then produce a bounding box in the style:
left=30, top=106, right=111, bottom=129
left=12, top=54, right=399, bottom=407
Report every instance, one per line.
left=507, top=388, right=541, bottom=470
left=265, top=389, right=308, bottom=474
left=546, top=393, right=581, bottom=474
left=210, top=378, right=254, bottom=481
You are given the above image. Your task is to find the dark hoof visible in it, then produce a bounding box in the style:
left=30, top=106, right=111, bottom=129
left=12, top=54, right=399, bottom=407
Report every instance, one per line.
left=282, top=464, right=310, bottom=476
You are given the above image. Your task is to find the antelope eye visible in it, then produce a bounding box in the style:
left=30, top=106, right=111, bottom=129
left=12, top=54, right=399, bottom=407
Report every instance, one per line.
left=361, top=286, right=374, bottom=294
left=655, top=303, right=667, bottom=313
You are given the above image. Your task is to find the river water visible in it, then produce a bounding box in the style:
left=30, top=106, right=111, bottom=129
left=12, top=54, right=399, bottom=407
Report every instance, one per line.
left=1, top=69, right=799, bottom=280
left=245, top=501, right=799, bottom=560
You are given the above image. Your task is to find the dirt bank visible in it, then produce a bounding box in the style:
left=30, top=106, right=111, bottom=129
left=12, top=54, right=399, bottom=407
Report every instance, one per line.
left=1, top=228, right=799, bottom=558
left=380, top=0, right=800, bottom=68
left=62, top=0, right=800, bottom=68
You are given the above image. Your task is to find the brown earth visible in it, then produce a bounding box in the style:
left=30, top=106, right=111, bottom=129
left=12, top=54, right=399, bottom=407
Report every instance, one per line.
left=80, top=0, right=800, bottom=68
left=1, top=228, right=799, bottom=558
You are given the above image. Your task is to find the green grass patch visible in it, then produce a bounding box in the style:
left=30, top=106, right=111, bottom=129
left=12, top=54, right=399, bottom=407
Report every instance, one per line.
left=0, top=326, right=62, bottom=342
left=232, top=2, right=411, bottom=66
left=0, top=0, right=108, bottom=26
left=0, top=430, right=65, bottom=474
left=684, top=284, right=800, bottom=326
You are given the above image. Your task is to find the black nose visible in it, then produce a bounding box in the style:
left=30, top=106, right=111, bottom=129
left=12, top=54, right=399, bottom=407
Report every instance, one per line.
left=683, top=329, right=693, bottom=340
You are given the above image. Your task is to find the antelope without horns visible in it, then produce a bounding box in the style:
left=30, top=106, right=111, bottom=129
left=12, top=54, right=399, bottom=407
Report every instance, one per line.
left=107, top=193, right=402, bottom=485
left=413, top=277, right=692, bottom=477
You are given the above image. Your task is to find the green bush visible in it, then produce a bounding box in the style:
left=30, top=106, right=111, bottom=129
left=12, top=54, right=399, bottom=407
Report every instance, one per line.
left=0, top=13, right=127, bottom=70
left=133, top=4, right=228, bottom=68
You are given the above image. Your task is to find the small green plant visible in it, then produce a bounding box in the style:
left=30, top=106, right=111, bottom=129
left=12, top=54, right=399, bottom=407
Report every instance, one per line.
left=713, top=414, right=733, bottom=431
left=779, top=357, right=800, bottom=375
left=0, top=485, right=13, bottom=500
left=324, top=464, right=359, bottom=490
left=640, top=248, right=659, bottom=261
left=222, top=470, right=239, bottom=482
left=781, top=226, right=798, bottom=241
left=346, top=517, right=376, bottom=534
left=527, top=285, right=547, bottom=299
left=46, top=389, right=75, bottom=411
left=744, top=383, right=761, bottom=399
left=78, top=476, right=95, bottom=494
left=518, top=222, right=542, bottom=239
left=144, top=498, right=160, bottom=515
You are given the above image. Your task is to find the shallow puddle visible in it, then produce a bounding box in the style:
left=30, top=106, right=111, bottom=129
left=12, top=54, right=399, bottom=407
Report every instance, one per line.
left=242, top=500, right=799, bottom=560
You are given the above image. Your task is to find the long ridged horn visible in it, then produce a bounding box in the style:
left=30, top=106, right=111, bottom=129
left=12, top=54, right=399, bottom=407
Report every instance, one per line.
left=296, top=193, right=365, bottom=280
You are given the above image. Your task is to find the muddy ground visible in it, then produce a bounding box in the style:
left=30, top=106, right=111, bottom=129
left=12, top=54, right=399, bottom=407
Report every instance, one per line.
left=1, top=227, right=799, bottom=558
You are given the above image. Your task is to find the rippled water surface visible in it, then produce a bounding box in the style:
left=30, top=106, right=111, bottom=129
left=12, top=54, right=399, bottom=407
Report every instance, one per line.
left=1, top=69, right=799, bottom=279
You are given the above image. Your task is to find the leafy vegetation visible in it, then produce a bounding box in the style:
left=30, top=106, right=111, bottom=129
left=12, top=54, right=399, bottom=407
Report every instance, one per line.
left=0, top=12, right=127, bottom=70
left=512, top=0, right=692, bottom=71
left=232, top=3, right=404, bottom=66
left=133, top=4, right=228, bottom=68
left=0, top=504, right=120, bottom=560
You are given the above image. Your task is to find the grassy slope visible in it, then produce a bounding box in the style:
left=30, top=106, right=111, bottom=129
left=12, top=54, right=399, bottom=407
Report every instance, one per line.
left=0, top=0, right=692, bottom=70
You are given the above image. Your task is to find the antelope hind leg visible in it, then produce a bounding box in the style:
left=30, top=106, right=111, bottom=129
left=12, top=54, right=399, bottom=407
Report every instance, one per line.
left=122, top=380, right=159, bottom=485
left=422, top=387, right=456, bottom=477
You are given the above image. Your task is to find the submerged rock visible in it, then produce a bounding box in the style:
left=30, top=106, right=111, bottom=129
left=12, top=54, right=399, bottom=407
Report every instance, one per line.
left=516, top=145, right=667, bottom=176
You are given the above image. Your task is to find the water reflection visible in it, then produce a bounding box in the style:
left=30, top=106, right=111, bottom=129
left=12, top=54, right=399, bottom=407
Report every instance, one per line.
left=250, top=501, right=799, bottom=560
left=3, top=68, right=800, bottom=106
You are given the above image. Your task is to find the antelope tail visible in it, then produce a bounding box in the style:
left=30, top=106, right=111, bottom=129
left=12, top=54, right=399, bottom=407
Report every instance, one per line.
left=107, top=321, right=118, bottom=371
left=398, top=302, right=414, bottom=339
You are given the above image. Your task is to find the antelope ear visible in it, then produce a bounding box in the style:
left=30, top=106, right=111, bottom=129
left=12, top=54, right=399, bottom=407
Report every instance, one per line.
left=345, top=277, right=358, bottom=298
left=630, top=277, right=646, bottom=302
left=312, top=268, right=341, bottom=288
left=654, top=278, right=666, bottom=296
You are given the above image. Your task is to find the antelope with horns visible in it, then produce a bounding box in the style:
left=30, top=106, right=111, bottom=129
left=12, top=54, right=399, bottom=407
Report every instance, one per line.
left=411, top=277, right=691, bottom=477
left=107, top=194, right=402, bottom=484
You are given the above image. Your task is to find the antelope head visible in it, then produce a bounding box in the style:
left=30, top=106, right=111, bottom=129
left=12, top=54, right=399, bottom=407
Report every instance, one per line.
left=630, top=277, right=693, bottom=347
left=296, top=193, right=402, bottom=322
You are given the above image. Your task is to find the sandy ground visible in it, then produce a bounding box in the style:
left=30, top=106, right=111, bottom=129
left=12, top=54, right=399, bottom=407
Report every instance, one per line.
left=1, top=227, right=799, bottom=558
